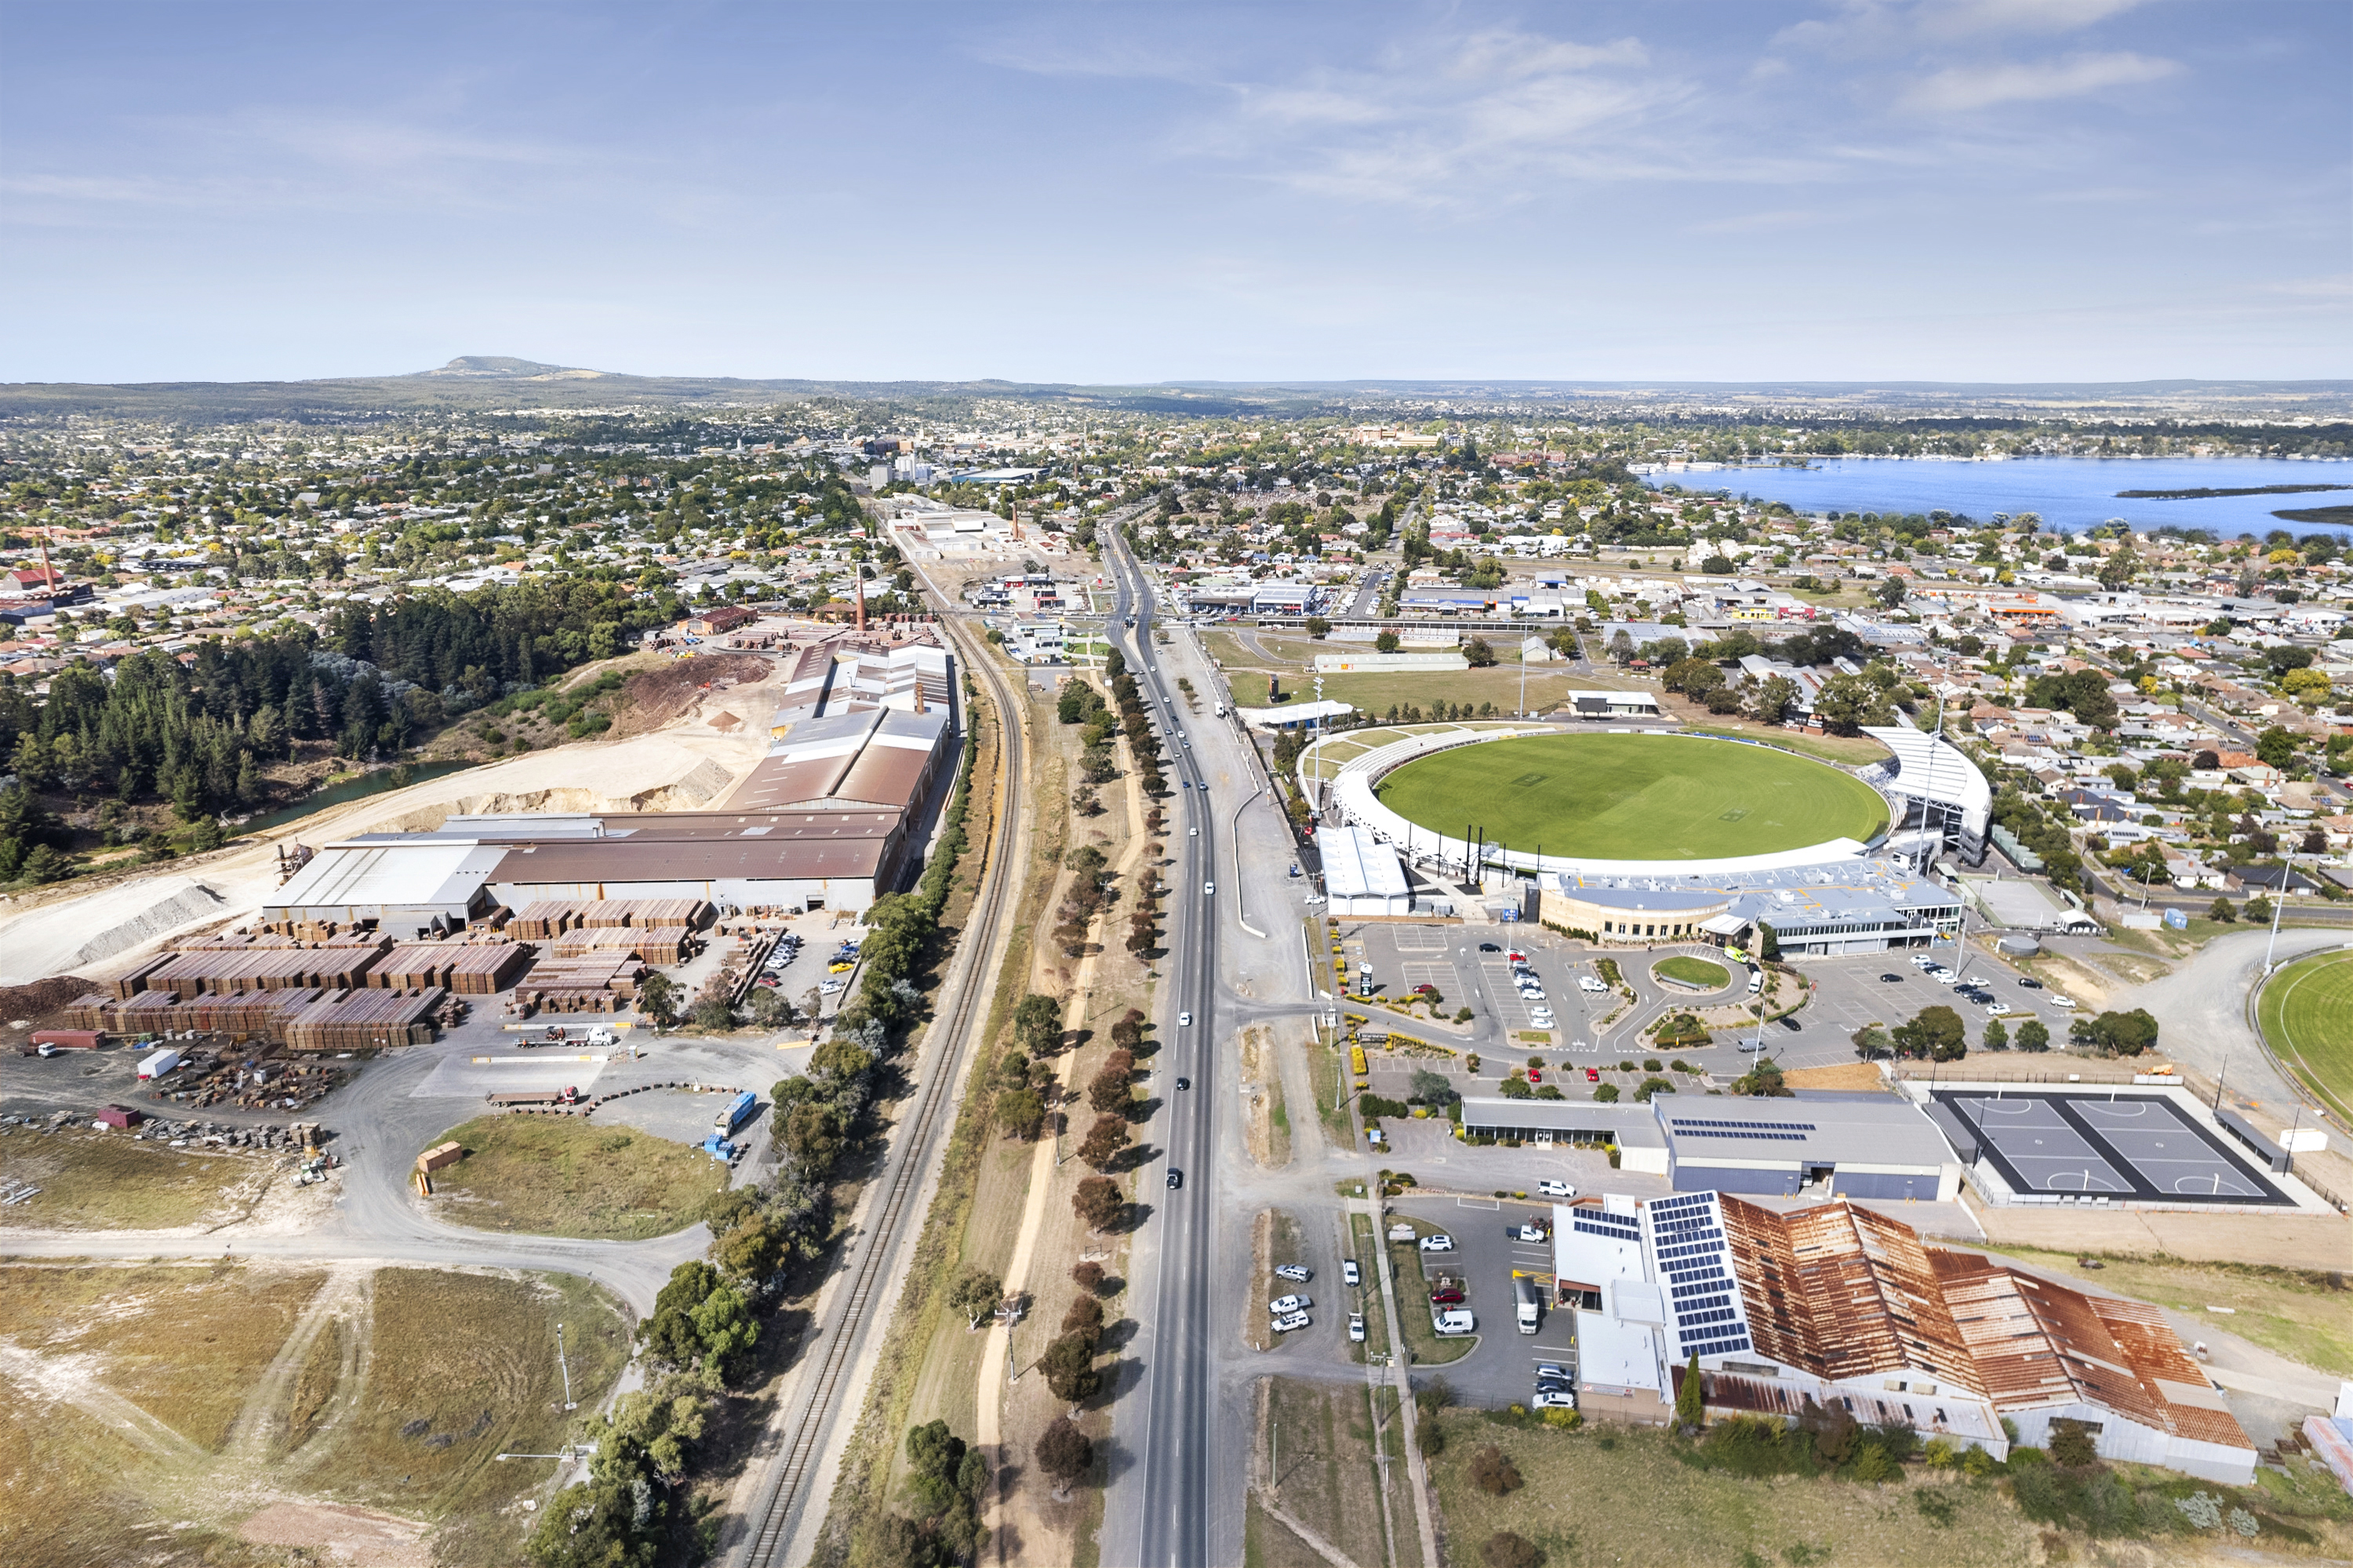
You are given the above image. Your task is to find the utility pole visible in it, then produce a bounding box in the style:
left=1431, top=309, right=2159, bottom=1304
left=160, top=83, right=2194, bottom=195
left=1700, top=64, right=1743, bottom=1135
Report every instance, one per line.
left=557, top=1323, right=576, bottom=1411
left=2264, top=853, right=2297, bottom=975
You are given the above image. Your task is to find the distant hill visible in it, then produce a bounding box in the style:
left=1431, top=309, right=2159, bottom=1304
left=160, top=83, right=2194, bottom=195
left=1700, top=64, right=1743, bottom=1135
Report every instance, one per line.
left=0, top=362, right=2345, bottom=423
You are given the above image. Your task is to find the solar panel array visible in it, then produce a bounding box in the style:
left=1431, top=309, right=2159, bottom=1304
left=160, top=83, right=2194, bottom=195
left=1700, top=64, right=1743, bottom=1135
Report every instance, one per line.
left=1573, top=1207, right=1642, bottom=1242
left=1667, top=1117, right=1820, bottom=1144
left=1648, top=1192, right=1751, bottom=1359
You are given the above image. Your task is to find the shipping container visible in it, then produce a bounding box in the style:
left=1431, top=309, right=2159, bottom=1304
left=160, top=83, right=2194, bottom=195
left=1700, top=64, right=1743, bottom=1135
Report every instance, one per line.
left=30, top=1029, right=101, bottom=1050
left=136, top=1047, right=183, bottom=1080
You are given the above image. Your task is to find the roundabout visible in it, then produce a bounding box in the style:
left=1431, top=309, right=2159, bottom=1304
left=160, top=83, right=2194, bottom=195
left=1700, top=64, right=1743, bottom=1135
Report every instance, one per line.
left=1332, top=728, right=1889, bottom=876
left=1653, top=955, right=1732, bottom=992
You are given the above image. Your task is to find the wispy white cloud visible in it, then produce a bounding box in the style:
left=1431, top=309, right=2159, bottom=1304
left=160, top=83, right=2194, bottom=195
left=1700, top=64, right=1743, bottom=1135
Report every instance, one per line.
left=1902, top=51, right=2179, bottom=111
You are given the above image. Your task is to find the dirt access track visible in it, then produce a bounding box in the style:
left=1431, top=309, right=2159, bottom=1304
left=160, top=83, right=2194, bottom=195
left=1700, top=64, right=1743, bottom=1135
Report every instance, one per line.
left=0, top=657, right=789, bottom=985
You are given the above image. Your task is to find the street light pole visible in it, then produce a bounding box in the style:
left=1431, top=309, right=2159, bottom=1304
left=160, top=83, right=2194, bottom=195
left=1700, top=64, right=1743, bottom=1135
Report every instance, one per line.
left=2264, top=853, right=2297, bottom=975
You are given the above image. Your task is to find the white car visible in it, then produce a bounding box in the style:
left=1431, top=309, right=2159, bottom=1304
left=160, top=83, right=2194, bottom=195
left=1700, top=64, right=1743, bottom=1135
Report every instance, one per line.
left=1274, top=1264, right=1311, bottom=1282
left=1537, top=1179, right=1576, bottom=1198
left=1532, top=1390, right=1577, bottom=1410
left=1578, top=977, right=1607, bottom=994
left=1348, top=1313, right=1366, bottom=1342
left=1342, top=1259, right=1362, bottom=1286
left=1269, top=1293, right=1311, bottom=1315
left=820, top=980, right=844, bottom=995
left=1190, top=827, right=1199, bottom=836
left=1984, top=1001, right=2013, bottom=1016
left=2049, top=995, right=2077, bottom=1009
left=1178, top=1011, right=1193, bottom=1027
left=1204, top=882, right=1215, bottom=896
left=1272, top=1312, right=1311, bottom=1333
left=1515, top=1224, right=1547, bottom=1242
left=1417, top=1234, right=1455, bottom=1253
left=1529, top=1013, right=1556, bottom=1027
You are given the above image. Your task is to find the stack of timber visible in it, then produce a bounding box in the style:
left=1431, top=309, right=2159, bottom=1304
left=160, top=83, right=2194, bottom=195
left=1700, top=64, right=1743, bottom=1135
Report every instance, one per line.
left=511, top=952, right=643, bottom=1013
left=507, top=901, right=582, bottom=940
left=579, top=898, right=711, bottom=930
left=133, top=939, right=392, bottom=998
left=548, top=926, right=689, bottom=964
left=365, top=941, right=533, bottom=995
left=284, top=988, right=442, bottom=1050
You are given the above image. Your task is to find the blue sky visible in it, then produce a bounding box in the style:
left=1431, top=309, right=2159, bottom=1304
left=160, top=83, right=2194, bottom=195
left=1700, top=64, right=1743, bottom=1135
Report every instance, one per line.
left=3, top=2, right=2346, bottom=384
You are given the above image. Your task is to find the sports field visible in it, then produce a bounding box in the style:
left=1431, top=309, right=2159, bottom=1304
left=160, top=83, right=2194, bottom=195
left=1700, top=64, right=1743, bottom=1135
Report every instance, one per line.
left=2257, top=949, right=2353, bottom=1124
left=1373, top=733, right=1886, bottom=862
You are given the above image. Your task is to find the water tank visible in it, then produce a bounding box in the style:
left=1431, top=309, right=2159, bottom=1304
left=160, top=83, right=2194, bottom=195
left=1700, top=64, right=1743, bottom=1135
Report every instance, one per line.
left=1994, top=934, right=2042, bottom=958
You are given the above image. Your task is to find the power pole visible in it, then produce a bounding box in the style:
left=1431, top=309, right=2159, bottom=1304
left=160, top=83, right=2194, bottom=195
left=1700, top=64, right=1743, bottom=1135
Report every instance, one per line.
left=557, top=1323, right=576, bottom=1410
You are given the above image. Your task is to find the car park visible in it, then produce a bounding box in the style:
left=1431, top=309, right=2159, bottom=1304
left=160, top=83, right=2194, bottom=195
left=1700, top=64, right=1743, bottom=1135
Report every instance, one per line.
left=1417, top=1234, right=1455, bottom=1253
left=1269, top=1294, right=1311, bottom=1315
left=1342, top=1259, right=1361, bottom=1286
left=1348, top=1313, right=1366, bottom=1342
left=1275, top=1264, right=1311, bottom=1283
left=1537, top=1179, right=1575, bottom=1198
left=1272, top=1312, right=1311, bottom=1333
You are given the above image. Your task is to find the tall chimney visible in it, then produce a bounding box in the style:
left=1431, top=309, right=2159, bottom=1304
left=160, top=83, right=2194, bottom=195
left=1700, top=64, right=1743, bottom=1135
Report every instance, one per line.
left=855, top=569, right=866, bottom=633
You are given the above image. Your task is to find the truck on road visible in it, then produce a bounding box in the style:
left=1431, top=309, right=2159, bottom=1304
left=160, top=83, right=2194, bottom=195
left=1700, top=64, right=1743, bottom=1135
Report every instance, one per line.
left=715, top=1090, right=757, bottom=1135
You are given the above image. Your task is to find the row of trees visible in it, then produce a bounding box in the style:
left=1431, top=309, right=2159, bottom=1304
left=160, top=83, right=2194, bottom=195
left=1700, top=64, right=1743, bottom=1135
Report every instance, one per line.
left=1853, top=1003, right=2157, bottom=1062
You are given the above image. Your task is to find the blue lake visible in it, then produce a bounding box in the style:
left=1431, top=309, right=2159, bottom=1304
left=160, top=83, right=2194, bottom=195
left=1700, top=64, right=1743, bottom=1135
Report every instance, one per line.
left=1644, top=456, right=2353, bottom=537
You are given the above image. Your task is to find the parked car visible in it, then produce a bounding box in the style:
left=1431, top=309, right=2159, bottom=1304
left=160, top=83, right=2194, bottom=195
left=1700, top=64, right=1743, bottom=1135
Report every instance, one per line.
left=1535, top=1363, right=1570, bottom=1382
left=1515, top=1223, right=1547, bottom=1242
left=1428, top=1286, right=1465, bottom=1305
left=1879, top=973, right=1906, bottom=983
left=1986, top=1001, right=2013, bottom=1015
left=2017, top=977, right=2046, bottom=990
left=1275, top=1264, right=1311, bottom=1283
left=1413, top=983, right=1439, bottom=997
left=1527, top=1067, right=1542, bottom=1084
left=1269, top=1294, right=1311, bottom=1315
left=1778, top=1015, right=1802, bottom=1032
left=1584, top=1068, right=1600, bottom=1082
left=1532, top=1390, right=1577, bottom=1410
left=1342, top=1259, right=1362, bottom=1286
left=1272, top=1312, right=1311, bottom=1333
left=1579, top=977, right=1607, bottom=994
left=1417, top=1234, right=1455, bottom=1253
left=1348, top=1313, right=1366, bottom=1342
left=1478, top=942, right=1501, bottom=953
left=1537, top=1179, right=1576, bottom=1198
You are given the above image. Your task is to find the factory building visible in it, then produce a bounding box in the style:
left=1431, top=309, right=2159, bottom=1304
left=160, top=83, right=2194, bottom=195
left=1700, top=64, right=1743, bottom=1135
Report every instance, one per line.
left=1549, top=1190, right=2257, bottom=1483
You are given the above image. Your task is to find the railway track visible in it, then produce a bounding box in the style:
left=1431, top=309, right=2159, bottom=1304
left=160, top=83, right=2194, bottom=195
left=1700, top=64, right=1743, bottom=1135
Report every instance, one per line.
left=735, top=617, right=1029, bottom=1567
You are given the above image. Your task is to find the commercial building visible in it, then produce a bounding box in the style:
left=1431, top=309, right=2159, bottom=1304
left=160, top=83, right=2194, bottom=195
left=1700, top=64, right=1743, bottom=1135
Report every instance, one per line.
left=1458, top=1091, right=1958, bottom=1199
left=1535, top=857, right=1962, bottom=955
left=1546, top=1190, right=2257, bottom=1483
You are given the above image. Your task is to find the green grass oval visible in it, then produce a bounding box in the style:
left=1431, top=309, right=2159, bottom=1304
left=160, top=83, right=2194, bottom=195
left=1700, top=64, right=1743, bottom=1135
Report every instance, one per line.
left=1373, top=733, right=1887, bottom=862
left=2257, top=949, right=2353, bottom=1126
left=1655, top=956, right=1731, bottom=990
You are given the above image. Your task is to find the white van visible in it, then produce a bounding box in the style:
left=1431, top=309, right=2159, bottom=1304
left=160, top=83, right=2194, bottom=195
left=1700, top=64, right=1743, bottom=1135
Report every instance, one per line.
left=1515, top=1277, right=1540, bottom=1334
left=1747, top=969, right=1763, bottom=994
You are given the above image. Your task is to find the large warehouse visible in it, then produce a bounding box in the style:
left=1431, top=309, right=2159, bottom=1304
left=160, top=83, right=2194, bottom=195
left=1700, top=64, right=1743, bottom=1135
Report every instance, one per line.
left=1459, top=1090, right=1961, bottom=1200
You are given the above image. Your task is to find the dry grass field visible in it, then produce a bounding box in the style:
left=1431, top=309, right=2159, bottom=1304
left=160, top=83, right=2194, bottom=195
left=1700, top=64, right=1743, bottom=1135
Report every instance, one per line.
left=423, top=1115, right=727, bottom=1239
left=0, top=1127, right=270, bottom=1230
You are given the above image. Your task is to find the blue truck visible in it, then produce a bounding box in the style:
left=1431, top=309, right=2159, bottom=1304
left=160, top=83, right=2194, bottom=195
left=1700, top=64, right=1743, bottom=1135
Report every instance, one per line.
left=714, top=1090, right=756, bottom=1136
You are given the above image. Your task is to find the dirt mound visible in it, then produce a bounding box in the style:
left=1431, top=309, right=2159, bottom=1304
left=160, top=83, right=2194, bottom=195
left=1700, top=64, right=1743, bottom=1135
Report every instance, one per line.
left=608, top=653, right=776, bottom=739
left=0, top=974, right=95, bottom=1020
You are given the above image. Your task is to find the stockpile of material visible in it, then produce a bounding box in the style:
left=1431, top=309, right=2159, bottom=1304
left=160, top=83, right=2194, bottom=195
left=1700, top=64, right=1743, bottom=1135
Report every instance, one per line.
left=507, top=901, right=582, bottom=940
left=365, top=941, right=533, bottom=995
left=511, top=952, right=643, bottom=1013
left=135, top=940, right=392, bottom=997
left=284, top=988, right=442, bottom=1050
left=548, top=926, right=689, bottom=964
left=64, top=986, right=352, bottom=1044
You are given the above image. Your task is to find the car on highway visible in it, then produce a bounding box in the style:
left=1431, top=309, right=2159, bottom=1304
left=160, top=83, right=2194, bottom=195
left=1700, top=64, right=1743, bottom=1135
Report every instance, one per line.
left=1269, top=1294, right=1311, bottom=1315
left=1166, top=1168, right=1184, bottom=1188
left=1275, top=1264, right=1311, bottom=1282
left=1180, top=780, right=1191, bottom=788
left=1175, top=1076, right=1191, bottom=1090
left=1537, top=1179, right=1576, bottom=1198
left=1417, top=1234, right=1455, bottom=1253
left=1272, top=1312, right=1311, bottom=1333
left=1204, top=882, right=1215, bottom=896
left=1532, top=1390, right=1577, bottom=1410
left=1178, top=1011, right=1192, bottom=1027
left=1342, top=1259, right=1361, bottom=1286
left=1348, top=1313, right=1366, bottom=1342
left=1190, top=827, right=1198, bottom=835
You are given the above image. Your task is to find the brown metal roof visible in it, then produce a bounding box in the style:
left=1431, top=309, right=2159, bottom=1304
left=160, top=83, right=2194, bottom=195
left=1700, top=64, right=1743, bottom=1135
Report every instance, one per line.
left=493, top=831, right=887, bottom=883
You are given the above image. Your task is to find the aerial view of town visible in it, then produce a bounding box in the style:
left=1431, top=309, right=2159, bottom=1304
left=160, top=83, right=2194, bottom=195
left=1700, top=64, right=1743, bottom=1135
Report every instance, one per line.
left=0, top=5, right=2347, bottom=1568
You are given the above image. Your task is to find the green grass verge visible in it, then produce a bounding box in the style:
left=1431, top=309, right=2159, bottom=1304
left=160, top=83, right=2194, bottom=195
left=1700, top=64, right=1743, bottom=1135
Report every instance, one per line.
left=2257, top=948, right=2353, bottom=1125
left=1654, top=956, right=1730, bottom=989
left=423, top=1116, right=726, bottom=1240
left=1347, top=1213, right=1389, bottom=1362
left=1374, top=732, right=1887, bottom=860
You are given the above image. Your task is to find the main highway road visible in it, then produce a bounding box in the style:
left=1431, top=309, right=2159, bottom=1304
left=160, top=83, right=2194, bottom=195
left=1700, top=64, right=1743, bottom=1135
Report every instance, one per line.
left=1098, top=518, right=1264, bottom=1568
